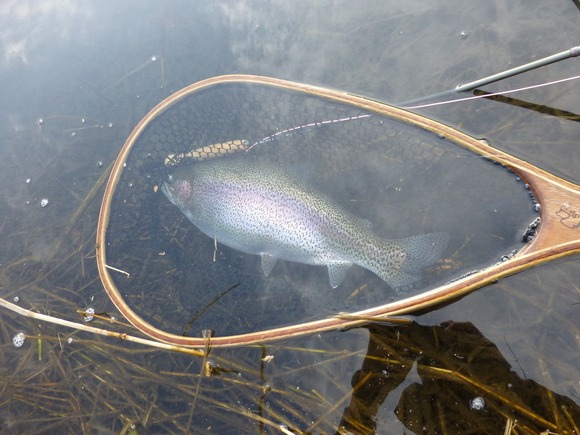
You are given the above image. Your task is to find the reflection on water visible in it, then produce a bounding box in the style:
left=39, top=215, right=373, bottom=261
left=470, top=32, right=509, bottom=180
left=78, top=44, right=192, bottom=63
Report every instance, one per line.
left=0, top=0, right=578, bottom=432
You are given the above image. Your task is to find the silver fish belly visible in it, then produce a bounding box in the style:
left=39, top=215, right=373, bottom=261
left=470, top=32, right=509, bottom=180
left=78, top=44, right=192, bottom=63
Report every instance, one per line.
left=161, top=158, right=448, bottom=290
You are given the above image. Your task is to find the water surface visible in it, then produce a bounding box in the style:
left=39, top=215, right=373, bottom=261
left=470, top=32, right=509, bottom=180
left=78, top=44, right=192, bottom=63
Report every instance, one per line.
left=0, top=1, right=578, bottom=433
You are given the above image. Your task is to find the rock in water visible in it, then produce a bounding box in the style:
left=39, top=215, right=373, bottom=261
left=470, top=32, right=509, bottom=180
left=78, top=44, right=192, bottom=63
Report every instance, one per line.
left=161, top=158, right=448, bottom=291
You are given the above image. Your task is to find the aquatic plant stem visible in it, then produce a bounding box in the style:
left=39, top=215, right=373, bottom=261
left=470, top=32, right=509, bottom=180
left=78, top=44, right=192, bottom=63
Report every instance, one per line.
left=0, top=296, right=204, bottom=357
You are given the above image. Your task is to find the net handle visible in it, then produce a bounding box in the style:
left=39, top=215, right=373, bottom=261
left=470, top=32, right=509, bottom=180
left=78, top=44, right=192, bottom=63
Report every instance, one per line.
left=96, top=74, right=580, bottom=348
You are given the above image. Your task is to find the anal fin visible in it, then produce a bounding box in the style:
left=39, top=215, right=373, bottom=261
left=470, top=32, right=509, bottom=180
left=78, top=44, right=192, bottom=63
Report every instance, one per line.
left=261, top=254, right=278, bottom=276
left=327, top=263, right=352, bottom=288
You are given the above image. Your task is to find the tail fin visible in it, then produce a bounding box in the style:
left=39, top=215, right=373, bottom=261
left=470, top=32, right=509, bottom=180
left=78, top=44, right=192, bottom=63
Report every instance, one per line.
left=381, top=232, right=449, bottom=291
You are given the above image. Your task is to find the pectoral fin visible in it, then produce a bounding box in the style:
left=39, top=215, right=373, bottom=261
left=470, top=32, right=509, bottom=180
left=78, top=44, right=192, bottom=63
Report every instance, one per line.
left=260, top=254, right=278, bottom=276
left=327, top=263, right=352, bottom=288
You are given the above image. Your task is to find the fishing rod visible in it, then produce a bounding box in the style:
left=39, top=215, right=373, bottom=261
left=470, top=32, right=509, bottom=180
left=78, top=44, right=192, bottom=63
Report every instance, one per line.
left=399, top=45, right=580, bottom=107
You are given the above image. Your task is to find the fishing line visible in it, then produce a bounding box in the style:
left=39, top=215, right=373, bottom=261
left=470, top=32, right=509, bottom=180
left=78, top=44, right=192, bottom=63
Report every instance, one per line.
left=245, top=74, right=580, bottom=149
left=246, top=114, right=372, bottom=151
left=402, top=74, right=580, bottom=110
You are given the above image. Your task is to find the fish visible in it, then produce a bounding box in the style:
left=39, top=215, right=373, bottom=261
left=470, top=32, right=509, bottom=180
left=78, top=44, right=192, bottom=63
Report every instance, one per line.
left=161, top=158, right=449, bottom=291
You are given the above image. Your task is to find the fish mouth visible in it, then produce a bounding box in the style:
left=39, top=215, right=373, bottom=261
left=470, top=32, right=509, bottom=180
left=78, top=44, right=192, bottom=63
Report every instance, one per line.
left=159, top=181, right=174, bottom=204
left=160, top=180, right=171, bottom=196
left=160, top=173, right=177, bottom=196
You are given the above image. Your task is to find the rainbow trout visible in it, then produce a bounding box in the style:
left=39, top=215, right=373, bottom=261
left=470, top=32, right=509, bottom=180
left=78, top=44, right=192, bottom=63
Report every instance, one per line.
left=161, top=158, right=448, bottom=291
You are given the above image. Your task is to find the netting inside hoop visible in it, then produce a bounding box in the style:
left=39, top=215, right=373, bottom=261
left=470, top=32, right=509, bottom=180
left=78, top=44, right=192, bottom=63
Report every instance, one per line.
left=101, top=79, right=537, bottom=337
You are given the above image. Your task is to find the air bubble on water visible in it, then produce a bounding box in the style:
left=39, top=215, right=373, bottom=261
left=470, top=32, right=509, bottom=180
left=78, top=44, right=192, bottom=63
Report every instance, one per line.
left=25, top=178, right=31, bottom=184
left=83, top=307, right=95, bottom=323
left=71, top=131, right=76, bottom=137
left=123, top=162, right=127, bottom=168
left=533, top=203, right=541, bottom=212
left=470, top=396, right=485, bottom=411
left=37, top=118, right=44, bottom=125
left=151, top=55, right=157, bottom=62
left=108, top=122, right=113, bottom=128
left=13, top=296, right=19, bottom=303
left=40, top=198, right=49, bottom=207
left=460, top=31, right=469, bottom=39
left=81, top=118, right=85, bottom=123
left=67, top=337, right=74, bottom=344
left=97, top=161, right=103, bottom=168
left=13, top=332, right=26, bottom=348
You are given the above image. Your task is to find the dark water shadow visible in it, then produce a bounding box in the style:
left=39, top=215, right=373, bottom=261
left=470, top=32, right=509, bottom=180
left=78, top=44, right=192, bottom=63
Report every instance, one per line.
left=336, top=321, right=580, bottom=434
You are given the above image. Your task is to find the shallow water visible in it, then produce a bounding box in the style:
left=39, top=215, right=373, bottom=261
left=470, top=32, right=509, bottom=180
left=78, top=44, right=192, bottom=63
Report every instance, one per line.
left=0, top=1, right=578, bottom=433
